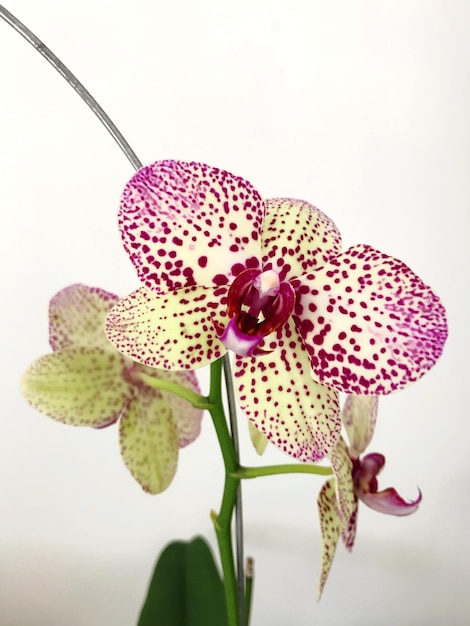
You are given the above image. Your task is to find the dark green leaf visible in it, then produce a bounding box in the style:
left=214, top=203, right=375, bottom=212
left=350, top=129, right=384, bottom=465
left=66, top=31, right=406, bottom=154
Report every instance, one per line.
left=138, top=535, right=228, bottom=626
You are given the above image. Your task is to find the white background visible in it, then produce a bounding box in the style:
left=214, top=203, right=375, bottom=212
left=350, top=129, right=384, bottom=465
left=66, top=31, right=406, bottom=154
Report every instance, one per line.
left=0, top=1, right=469, bottom=624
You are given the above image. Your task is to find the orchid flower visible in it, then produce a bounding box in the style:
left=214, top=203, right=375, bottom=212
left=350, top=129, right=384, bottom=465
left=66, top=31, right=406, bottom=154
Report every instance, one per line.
left=21, top=284, right=203, bottom=494
left=317, top=395, right=422, bottom=597
left=105, top=160, right=447, bottom=462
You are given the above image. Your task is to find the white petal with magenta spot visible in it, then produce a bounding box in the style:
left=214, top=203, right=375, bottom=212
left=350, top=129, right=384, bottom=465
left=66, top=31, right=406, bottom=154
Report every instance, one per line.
left=293, top=244, right=448, bottom=395
left=234, top=319, right=340, bottom=462
left=261, top=198, right=342, bottom=282
left=119, top=160, right=265, bottom=293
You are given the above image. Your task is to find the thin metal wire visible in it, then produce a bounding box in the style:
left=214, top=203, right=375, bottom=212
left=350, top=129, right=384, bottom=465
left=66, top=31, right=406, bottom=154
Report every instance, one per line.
left=1, top=4, right=246, bottom=622
left=0, top=4, right=142, bottom=172
left=223, top=354, right=245, bottom=625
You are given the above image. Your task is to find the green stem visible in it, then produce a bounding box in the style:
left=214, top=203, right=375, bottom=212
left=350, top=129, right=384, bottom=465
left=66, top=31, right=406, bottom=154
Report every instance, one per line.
left=233, top=464, right=333, bottom=479
left=135, top=371, right=212, bottom=410
left=208, top=358, right=241, bottom=626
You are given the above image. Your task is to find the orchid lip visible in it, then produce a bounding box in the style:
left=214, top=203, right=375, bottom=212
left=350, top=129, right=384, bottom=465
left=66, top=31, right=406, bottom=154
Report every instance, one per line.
left=219, top=318, right=265, bottom=356
left=353, top=452, right=422, bottom=516
left=219, top=268, right=295, bottom=355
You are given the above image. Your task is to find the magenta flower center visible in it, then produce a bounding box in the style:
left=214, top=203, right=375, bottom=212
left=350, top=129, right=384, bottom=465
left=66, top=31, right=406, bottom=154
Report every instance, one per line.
left=218, top=268, right=295, bottom=356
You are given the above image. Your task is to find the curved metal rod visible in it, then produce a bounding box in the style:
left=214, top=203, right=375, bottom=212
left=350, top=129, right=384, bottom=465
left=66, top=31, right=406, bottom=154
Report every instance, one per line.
left=0, top=4, right=142, bottom=171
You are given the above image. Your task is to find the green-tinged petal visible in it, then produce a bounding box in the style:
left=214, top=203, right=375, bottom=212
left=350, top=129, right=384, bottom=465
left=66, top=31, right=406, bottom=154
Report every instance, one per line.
left=234, top=319, right=340, bottom=462
left=152, top=369, right=203, bottom=447
left=248, top=420, right=269, bottom=455
left=21, top=347, right=132, bottom=426
left=342, top=395, right=379, bottom=458
left=261, top=198, right=342, bottom=282
left=49, top=284, right=119, bottom=350
left=317, top=479, right=342, bottom=599
left=106, top=285, right=228, bottom=370
left=119, top=387, right=179, bottom=494
left=340, top=497, right=359, bottom=552
left=329, top=437, right=355, bottom=525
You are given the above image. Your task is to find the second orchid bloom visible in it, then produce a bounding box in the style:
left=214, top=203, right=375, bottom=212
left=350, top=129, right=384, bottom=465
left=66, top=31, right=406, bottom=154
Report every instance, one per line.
left=317, top=395, right=422, bottom=597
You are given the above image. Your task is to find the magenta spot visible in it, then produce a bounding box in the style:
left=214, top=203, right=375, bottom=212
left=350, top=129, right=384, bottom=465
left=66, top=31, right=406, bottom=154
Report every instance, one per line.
left=198, top=256, right=208, bottom=268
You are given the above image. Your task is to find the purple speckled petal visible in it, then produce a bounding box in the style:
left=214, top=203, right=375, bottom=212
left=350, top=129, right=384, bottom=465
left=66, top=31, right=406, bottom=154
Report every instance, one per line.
left=261, top=198, right=342, bottom=282
left=292, top=244, right=448, bottom=395
left=340, top=496, right=359, bottom=552
left=106, top=285, right=228, bottom=370
left=342, top=395, right=379, bottom=458
left=356, top=452, right=422, bottom=515
left=152, top=368, right=203, bottom=447
left=119, top=160, right=265, bottom=294
left=49, top=284, right=119, bottom=351
left=329, top=437, right=355, bottom=524
left=119, top=386, right=179, bottom=494
left=317, top=478, right=341, bottom=599
left=234, top=319, right=340, bottom=462
left=21, top=347, right=132, bottom=427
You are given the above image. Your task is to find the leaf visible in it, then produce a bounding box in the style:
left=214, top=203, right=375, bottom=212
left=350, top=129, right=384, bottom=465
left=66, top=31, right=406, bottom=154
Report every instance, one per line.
left=138, top=536, right=228, bottom=626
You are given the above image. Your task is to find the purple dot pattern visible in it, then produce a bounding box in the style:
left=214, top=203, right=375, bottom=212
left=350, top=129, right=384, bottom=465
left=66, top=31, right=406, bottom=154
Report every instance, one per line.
left=317, top=478, right=342, bottom=599
left=291, top=244, right=448, bottom=394
left=49, top=283, right=119, bottom=350
left=234, top=318, right=340, bottom=462
left=119, top=160, right=265, bottom=294
left=262, top=198, right=342, bottom=281
left=106, top=284, right=229, bottom=370
left=317, top=435, right=359, bottom=598
left=119, top=385, right=179, bottom=494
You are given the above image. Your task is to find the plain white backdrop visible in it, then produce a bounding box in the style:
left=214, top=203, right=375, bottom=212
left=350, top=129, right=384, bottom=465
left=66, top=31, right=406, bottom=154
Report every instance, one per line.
left=0, top=1, right=468, bottom=624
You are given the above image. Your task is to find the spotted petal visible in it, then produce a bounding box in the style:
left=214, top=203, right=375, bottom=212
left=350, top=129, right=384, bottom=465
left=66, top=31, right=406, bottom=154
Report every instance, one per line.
left=329, top=437, right=355, bottom=524
left=340, top=498, right=358, bottom=552
left=261, top=198, right=342, bottom=282
left=342, top=395, right=379, bottom=458
left=49, top=284, right=119, bottom=351
left=317, top=479, right=341, bottom=599
left=106, top=285, right=228, bottom=370
left=154, top=369, right=204, bottom=447
left=21, top=347, right=132, bottom=426
left=119, top=160, right=265, bottom=294
left=234, top=319, right=340, bottom=462
left=292, top=244, right=448, bottom=395
left=119, top=386, right=179, bottom=494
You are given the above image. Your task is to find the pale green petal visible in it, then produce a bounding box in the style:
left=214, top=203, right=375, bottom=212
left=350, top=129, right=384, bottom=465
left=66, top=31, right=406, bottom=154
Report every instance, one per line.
left=21, top=347, right=132, bottom=426
left=157, top=369, right=204, bottom=447
left=106, top=285, right=227, bottom=370
left=329, top=437, right=355, bottom=525
left=248, top=421, right=269, bottom=455
left=49, top=284, right=119, bottom=350
left=342, top=395, right=379, bottom=458
left=317, top=478, right=341, bottom=599
left=119, top=387, right=179, bottom=494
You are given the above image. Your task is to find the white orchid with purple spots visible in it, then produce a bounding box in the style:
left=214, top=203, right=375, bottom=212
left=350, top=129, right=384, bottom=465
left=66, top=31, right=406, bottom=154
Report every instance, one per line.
left=21, top=284, right=202, bottom=494
left=106, top=160, right=447, bottom=462
left=317, top=395, right=422, bottom=597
